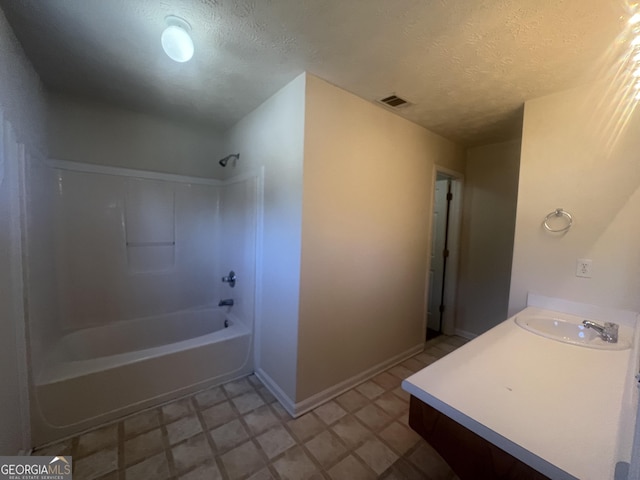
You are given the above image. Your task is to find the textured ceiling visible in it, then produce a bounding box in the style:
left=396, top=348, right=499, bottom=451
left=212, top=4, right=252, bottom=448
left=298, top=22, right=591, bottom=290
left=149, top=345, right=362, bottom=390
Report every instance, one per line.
left=0, top=0, right=625, bottom=145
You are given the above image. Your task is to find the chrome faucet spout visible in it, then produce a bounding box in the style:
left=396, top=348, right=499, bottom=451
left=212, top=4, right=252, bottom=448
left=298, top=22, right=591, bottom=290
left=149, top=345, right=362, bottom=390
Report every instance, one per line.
left=582, top=320, right=618, bottom=343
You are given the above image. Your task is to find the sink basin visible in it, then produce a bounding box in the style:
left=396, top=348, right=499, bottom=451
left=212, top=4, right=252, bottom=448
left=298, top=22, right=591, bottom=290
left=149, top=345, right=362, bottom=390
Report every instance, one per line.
left=514, top=316, right=631, bottom=350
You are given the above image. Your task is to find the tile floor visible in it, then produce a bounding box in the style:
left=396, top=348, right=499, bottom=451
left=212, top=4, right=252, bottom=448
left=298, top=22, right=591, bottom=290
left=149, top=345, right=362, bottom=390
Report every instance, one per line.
left=33, top=334, right=468, bottom=480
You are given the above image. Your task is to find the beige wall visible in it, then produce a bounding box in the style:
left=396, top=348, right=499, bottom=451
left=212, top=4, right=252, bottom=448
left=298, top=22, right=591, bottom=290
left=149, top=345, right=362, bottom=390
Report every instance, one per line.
left=456, top=140, right=520, bottom=336
left=48, top=94, right=225, bottom=178
left=225, top=73, right=306, bottom=401
left=509, top=83, right=640, bottom=315
left=0, top=6, right=47, bottom=453
left=296, top=75, right=465, bottom=401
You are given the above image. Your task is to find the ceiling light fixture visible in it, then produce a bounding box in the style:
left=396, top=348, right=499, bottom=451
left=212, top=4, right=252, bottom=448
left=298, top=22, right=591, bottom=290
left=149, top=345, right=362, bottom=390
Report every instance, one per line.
left=161, top=15, right=194, bottom=63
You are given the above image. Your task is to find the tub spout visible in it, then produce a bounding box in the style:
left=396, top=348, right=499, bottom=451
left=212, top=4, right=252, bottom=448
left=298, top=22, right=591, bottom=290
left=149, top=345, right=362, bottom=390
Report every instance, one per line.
left=218, top=299, right=234, bottom=307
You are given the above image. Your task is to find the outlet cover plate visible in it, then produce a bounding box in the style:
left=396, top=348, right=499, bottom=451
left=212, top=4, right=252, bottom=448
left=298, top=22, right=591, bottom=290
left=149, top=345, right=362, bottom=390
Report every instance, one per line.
left=576, top=259, right=592, bottom=278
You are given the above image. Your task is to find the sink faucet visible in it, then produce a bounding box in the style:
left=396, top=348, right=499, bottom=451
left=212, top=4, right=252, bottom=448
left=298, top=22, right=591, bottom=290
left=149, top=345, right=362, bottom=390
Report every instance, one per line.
left=582, top=320, right=618, bottom=343
left=218, top=299, right=234, bottom=307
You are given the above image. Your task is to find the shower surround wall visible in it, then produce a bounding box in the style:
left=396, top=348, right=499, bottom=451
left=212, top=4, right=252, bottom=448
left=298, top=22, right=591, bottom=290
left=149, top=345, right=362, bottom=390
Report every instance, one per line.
left=30, top=161, right=259, bottom=444
left=52, top=167, right=219, bottom=328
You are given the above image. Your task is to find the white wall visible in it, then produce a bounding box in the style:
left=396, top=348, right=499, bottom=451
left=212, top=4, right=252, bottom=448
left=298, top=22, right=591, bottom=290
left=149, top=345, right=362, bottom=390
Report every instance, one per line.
left=0, top=6, right=47, bottom=454
left=296, top=75, right=466, bottom=402
left=48, top=94, right=225, bottom=178
left=224, top=74, right=306, bottom=402
left=509, top=83, right=640, bottom=315
left=456, top=140, right=520, bottom=336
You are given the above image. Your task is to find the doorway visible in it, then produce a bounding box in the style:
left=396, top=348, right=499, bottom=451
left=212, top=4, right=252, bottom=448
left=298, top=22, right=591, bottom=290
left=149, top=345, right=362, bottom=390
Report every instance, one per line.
left=427, top=169, right=463, bottom=340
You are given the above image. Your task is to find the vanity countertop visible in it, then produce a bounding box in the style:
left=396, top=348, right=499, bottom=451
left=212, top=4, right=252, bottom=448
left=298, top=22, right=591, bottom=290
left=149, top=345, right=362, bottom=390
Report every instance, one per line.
left=402, top=305, right=637, bottom=480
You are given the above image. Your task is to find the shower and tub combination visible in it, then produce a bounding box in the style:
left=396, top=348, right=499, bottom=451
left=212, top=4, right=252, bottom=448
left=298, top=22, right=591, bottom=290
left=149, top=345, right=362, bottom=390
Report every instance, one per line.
left=27, top=156, right=261, bottom=444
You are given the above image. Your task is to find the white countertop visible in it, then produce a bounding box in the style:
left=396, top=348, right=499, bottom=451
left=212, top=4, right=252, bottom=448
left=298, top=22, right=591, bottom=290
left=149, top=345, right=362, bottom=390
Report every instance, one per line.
left=403, top=306, right=637, bottom=480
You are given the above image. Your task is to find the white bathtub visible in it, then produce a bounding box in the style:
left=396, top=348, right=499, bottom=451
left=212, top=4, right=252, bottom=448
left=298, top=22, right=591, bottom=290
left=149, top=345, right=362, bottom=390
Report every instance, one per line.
left=33, top=307, right=252, bottom=444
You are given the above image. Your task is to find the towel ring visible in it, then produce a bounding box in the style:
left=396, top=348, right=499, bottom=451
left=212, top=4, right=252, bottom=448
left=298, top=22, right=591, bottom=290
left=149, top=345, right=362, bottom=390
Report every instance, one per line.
left=543, top=208, right=572, bottom=233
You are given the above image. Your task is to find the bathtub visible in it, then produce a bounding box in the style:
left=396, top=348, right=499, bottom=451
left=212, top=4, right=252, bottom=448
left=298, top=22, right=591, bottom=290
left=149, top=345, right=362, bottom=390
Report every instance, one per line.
left=33, top=307, right=252, bottom=444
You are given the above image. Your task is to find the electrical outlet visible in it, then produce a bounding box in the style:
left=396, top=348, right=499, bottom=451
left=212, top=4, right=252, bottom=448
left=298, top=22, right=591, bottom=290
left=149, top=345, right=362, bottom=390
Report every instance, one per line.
left=576, top=259, right=592, bottom=278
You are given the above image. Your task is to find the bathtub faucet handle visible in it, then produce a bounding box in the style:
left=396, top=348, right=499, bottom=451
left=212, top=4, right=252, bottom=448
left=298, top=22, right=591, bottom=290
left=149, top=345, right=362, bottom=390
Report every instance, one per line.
left=222, top=270, right=236, bottom=288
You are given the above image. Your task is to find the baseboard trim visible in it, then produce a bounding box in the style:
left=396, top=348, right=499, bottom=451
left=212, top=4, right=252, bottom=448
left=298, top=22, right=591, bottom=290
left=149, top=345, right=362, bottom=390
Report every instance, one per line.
left=254, top=368, right=297, bottom=417
left=454, top=328, right=477, bottom=340
left=257, top=344, right=425, bottom=418
left=293, top=343, right=424, bottom=417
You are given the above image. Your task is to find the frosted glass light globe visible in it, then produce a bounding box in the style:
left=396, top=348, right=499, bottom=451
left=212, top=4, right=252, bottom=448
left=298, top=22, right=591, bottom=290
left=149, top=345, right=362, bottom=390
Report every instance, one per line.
left=161, top=25, right=194, bottom=63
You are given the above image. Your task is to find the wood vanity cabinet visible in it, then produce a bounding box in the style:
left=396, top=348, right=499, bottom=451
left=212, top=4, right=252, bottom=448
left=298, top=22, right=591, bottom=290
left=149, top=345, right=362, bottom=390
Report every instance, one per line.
left=408, top=396, right=550, bottom=480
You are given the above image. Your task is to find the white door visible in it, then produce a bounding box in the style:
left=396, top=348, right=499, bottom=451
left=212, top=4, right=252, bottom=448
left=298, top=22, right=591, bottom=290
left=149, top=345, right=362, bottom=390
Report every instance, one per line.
left=427, top=177, right=449, bottom=332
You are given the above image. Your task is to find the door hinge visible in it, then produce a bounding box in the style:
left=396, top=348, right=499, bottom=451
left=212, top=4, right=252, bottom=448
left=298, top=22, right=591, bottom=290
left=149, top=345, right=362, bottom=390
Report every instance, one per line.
left=446, top=192, right=453, bottom=201
left=443, top=249, right=449, bottom=258
left=439, top=305, right=445, bottom=313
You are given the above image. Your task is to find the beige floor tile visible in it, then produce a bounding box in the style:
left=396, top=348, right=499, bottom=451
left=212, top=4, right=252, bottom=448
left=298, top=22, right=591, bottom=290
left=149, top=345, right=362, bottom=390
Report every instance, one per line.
left=327, top=455, right=374, bottom=480
left=271, top=445, right=318, bottom=480
left=124, top=408, right=161, bottom=438
left=74, top=448, right=118, bottom=480
left=270, top=401, right=292, bottom=420
left=247, top=467, right=276, bottom=480
left=414, top=352, right=438, bottom=365
left=94, top=471, right=118, bottom=480
left=166, top=414, right=203, bottom=445
left=178, top=461, right=223, bottom=480
left=124, top=428, right=164, bottom=466
left=355, top=404, right=393, bottom=430
left=304, top=430, right=347, bottom=468
left=355, top=438, right=399, bottom=475
left=223, top=378, right=254, bottom=398
left=313, top=401, right=347, bottom=426
left=220, top=440, right=265, bottom=479
left=387, top=365, right=414, bottom=380
left=201, top=401, right=238, bottom=429
left=445, top=336, right=469, bottom=348
left=231, top=391, right=265, bottom=414
left=171, top=433, right=213, bottom=474
left=330, top=415, right=372, bottom=448
left=381, top=458, right=426, bottom=480
left=162, top=398, right=195, bottom=423
left=408, top=442, right=453, bottom=480
left=76, top=424, right=118, bottom=458
left=33, top=439, right=73, bottom=457
left=432, top=342, right=457, bottom=355
left=124, top=451, right=170, bottom=480
left=401, top=358, right=426, bottom=373
left=378, top=421, right=421, bottom=455
left=335, top=389, right=369, bottom=412
left=374, top=392, right=409, bottom=418
left=194, top=386, right=226, bottom=409
left=257, top=386, right=277, bottom=404
left=256, top=424, right=296, bottom=459
left=391, top=386, right=410, bottom=402
left=286, top=412, right=325, bottom=442
left=355, top=381, right=385, bottom=399
left=243, top=405, right=280, bottom=435
left=247, top=374, right=263, bottom=387
left=371, top=372, right=401, bottom=391
left=210, top=418, right=249, bottom=451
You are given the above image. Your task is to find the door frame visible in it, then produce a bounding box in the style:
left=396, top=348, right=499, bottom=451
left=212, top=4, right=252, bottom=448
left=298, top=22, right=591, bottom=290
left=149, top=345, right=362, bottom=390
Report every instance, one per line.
left=425, top=165, right=464, bottom=337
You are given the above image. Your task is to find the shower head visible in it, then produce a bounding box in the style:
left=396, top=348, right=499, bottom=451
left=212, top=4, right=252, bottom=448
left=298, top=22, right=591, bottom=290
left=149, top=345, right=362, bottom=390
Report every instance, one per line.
left=219, top=153, right=240, bottom=167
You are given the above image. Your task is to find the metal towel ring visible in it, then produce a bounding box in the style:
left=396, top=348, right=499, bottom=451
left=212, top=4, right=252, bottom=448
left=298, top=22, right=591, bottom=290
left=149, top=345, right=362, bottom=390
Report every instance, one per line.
left=543, top=208, right=573, bottom=233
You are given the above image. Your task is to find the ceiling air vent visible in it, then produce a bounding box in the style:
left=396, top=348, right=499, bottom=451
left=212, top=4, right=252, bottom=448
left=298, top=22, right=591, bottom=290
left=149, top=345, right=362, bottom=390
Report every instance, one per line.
left=377, top=94, right=411, bottom=108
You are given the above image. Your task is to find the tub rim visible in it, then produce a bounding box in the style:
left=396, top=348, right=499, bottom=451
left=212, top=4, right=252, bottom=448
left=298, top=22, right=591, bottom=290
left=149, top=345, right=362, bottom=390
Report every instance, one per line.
left=37, top=312, right=248, bottom=386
